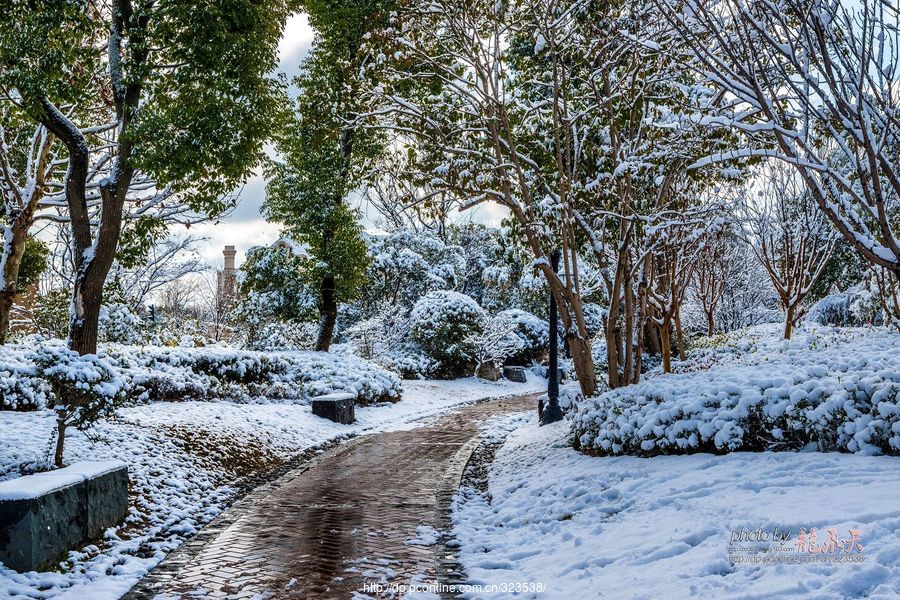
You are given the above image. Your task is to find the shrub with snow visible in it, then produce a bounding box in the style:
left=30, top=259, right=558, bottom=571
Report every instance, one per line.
left=581, top=302, right=607, bottom=338
left=114, top=346, right=403, bottom=406
left=0, top=343, right=402, bottom=409
left=410, top=290, right=486, bottom=375
left=99, top=302, right=147, bottom=344
left=31, top=346, right=130, bottom=429
left=0, top=344, right=53, bottom=410
left=378, top=341, right=438, bottom=379
left=574, top=326, right=900, bottom=457
left=465, top=314, right=526, bottom=377
left=497, top=308, right=549, bottom=364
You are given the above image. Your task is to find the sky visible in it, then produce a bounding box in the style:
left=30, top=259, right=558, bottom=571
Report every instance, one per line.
left=190, top=12, right=508, bottom=272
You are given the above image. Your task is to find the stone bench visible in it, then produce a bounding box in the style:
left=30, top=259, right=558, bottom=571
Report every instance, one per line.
left=502, top=365, right=527, bottom=383
left=0, top=461, right=128, bottom=572
left=311, top=392, right=356, bottom=424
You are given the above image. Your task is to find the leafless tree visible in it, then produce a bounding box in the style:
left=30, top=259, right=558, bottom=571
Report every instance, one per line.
left=741, top=164, right=837, bottom=339
left=657, top=0, right=900, bottom=276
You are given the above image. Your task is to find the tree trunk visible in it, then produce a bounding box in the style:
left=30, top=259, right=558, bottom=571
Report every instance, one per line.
left=316, top=274, right=337, bottom=351
left=0, top=222, right=33, bottom=344
left=567, top=331, right=596, bottom=396
left=0, top=291, right=14, bottom=345
left=675, top=309, right=686, bottom=361
left=645, top=322, right=661, bottom=355
left=69, top=279, right=104, bottom=354
left=660, top=320, right=672, bottom=373
left=54, top=411, right=67, bottom=468
left=783, top=305, right=794, bottom=340
left=705, top=310, right=715, bottom=337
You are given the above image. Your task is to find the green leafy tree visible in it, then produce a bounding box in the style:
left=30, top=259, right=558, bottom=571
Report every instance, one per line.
left=234, top=243, right=319, bottom=346
left=264, top=0, right=392, bottom=351
left=2, top=0, right=289, bottom=467
left=1, top=0, right=289, bottom=355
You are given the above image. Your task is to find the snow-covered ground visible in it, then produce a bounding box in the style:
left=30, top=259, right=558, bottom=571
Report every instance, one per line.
left=454, top=325, right=900, bottom=599
left=0, top=376, right=542, bottom=600
left=453, top=413, right=900, bottom=599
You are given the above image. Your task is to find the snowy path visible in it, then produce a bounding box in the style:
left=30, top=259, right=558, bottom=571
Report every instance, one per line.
left=453, top=414, right=900, bottom=600
left=0, top=377, right=543, bottom=600
left=124, top=394, right=538, bottom=599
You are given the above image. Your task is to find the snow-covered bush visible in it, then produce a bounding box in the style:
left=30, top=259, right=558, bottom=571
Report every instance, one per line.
left=410, top=290, right=486, bottom=375
left=377, top=341, right=438, bottom=379
left=581, top=303, right=607, bottom=338
left=245, top=321, right=318, bottom=352
left=32, top=346, right=130, bottom=425
left=112, top=346, right=403, bottom=406
left=99, top=302, right=147, bottom=344
left=574, top=326, right=900, bottom=456
left=31, top=346, right=131, bottom=465
left=807, top=293, right=858, bottom=327
left=0, top=342, right=53, bottom=410
left=496, top=309, right=548, bottom=364
left=465, top=314, right=526, bottom=377
left=362, top=229, right=466, bottom=312
left=0, top=342, right=402, bottom=409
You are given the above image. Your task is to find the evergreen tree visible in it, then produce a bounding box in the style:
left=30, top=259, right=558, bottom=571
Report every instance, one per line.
left=264, top=0, right=393, bottom=351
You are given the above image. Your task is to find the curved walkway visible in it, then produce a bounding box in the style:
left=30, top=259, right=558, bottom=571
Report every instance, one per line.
left=126, top=394, right=537, bottom=599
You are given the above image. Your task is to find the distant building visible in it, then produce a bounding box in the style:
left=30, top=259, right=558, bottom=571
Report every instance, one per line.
left=216, top=245, right=238, bottom=306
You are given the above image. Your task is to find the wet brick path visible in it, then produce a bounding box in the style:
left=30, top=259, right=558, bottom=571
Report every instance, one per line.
left=127, top=394, right=537, bottom=599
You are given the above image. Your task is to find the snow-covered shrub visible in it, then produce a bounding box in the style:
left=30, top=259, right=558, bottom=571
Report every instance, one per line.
left=362, top=229, right=466, bottom=312
left=110, top=346, right=402, bottom=406
left=465, top=314, right=526, bottom=377
left=0, top=341, right=53, bottom=410
left=574, top=326, right=900, bottom=456
left=497, top=309, right=549, bottom=364
left=32, top=346, right=130, bottom=429
left=0, top=341, right=402, bottom=410
left=378, top=342, right=437, bottom=379
left=807, top=293, right=857, bottom=327
left=245, top=321, right=318, bottom=352
left=581, top=303, right=607, bottom=338
left=99, top=302, right=147, bottom=344
left=410, top=290, right=486, bottom=375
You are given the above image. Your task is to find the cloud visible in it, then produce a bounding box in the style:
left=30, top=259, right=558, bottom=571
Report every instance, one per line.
left=186, top=219, right=284, bottom=268
left=278, top=13, right=314, bottom=82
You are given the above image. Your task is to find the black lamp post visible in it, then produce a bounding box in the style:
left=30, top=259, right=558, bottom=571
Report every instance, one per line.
left=541, top=249, right=563, bottom=425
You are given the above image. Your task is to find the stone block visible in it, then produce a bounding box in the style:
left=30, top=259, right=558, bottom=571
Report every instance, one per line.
left=311, top=393, right=356, bottom=424
left=0, top=462, right=128, bottom=572
left=476, top=363, right=501, bottom=381
left=502, top=365, right=527, bottom=383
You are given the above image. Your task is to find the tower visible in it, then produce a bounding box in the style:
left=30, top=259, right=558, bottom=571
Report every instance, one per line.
left=217, top=245, right=237, bottom=303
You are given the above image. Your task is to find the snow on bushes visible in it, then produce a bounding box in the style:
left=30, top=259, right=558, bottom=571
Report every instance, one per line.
left=497, top=309, right=548, bottom=364
left=33, top=346, right=130, bottom=423
left=410, top=290, right=485, bottom=374
left=574, top=326, right=900, bottom=457
left=0, top=342, right=402, bottom=410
